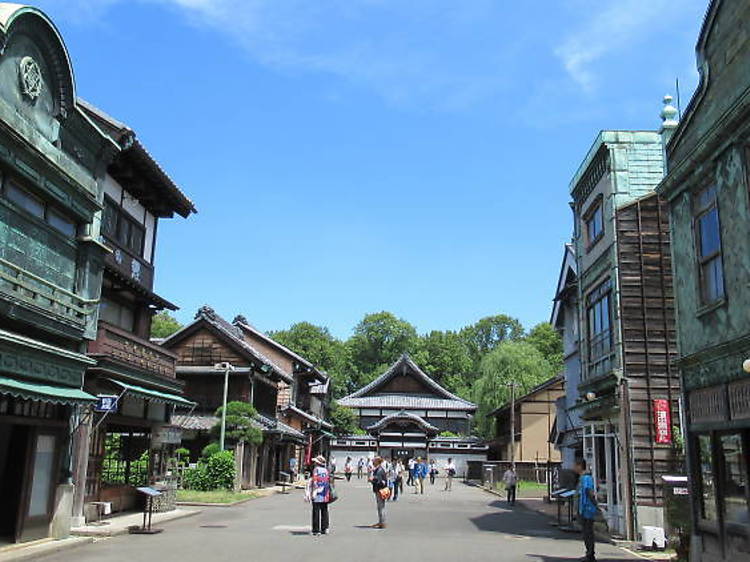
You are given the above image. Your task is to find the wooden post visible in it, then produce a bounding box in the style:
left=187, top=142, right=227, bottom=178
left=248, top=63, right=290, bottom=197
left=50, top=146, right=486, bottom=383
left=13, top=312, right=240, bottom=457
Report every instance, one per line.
left=510, top=383, right=516, bottom=471
left=71, top=409, right=91, bottom=527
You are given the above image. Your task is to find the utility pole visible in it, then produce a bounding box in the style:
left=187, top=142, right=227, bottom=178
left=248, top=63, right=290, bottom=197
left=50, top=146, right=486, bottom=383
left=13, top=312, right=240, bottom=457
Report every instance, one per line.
left=215, top=361, right=234, bottom=451
left=509, top=382, right=516, bottom=471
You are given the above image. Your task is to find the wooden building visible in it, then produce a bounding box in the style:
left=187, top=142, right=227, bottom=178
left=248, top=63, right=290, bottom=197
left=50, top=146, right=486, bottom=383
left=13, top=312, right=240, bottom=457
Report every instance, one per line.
left=333, top=354, right=487, bottom=475
left=70, top=102, right=197, bottom=521
left=488, top=376, right=564, bottom=465
left=0, top=5, right=119, bottom=543
left=162, top=306, right=314, bottom=487
left=656, top=2, right=750, bottom=558
left=569, top=130, right=680, bottom=540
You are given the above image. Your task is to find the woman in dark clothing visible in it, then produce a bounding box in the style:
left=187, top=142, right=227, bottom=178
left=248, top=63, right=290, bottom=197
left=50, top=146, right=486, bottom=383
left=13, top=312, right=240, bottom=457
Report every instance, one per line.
left=370, top=457, right=388, bottom=528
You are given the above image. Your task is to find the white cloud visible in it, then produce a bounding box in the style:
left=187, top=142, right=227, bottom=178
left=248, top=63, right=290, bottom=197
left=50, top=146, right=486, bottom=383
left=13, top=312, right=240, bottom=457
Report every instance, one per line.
left=555, top=0, right=686, bottom=92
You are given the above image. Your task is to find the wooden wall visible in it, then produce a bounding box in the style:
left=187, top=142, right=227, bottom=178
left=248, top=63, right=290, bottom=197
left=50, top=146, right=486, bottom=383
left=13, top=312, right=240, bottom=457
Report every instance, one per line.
left=615, top=194, right=680, bottom=507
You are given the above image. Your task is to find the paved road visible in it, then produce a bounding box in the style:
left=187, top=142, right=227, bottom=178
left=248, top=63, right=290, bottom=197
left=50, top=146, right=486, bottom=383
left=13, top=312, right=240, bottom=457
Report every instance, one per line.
left=44, top=480, right=645, bottom=562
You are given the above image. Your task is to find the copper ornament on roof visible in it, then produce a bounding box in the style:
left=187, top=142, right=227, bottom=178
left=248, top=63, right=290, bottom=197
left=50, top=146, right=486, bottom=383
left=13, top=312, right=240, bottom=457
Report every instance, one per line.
left=19, top=56, right=42, bottom=101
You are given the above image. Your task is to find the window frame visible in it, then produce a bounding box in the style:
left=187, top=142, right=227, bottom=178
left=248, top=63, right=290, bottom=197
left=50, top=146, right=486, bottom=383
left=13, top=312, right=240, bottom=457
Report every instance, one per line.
left=0, top=175, right=78, bottom=239
left=692, top=185, right=725, bottom=307
left=585, top=279, right=613, bottom=379
left=582, top=195, right=605, bottom=251
left=102, top=195, right=146, bottom=257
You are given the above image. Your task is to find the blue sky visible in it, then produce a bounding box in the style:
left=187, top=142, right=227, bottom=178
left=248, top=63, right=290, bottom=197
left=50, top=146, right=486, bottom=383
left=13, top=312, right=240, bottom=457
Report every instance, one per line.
left=38, top=0, right=708, bottom=338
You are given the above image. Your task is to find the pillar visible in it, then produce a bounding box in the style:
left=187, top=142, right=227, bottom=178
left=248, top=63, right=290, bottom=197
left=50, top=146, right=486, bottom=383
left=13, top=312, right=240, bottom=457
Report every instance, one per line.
left=71, top=410, right=92, bottom=527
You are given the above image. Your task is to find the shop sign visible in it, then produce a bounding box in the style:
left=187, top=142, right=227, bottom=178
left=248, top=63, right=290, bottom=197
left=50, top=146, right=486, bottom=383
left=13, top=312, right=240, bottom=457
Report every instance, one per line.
left=653, top=399, right=672, bottom=444
left=94, top=394, right=119, bottom=413
left=152, top=425, right=182, bottom=445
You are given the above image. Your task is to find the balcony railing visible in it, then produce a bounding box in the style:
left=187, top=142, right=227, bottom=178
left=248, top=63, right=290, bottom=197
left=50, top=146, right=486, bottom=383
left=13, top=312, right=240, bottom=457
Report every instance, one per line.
left=0, top=256, right=96, bottom=328
left=89, top=321, right=178, bottom=379
left=102, top=237, right=154, bottom=291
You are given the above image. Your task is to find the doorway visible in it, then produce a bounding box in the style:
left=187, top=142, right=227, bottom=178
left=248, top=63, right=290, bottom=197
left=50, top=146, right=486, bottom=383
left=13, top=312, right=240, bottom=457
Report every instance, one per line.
left=0, top=424, right=30, bottom=543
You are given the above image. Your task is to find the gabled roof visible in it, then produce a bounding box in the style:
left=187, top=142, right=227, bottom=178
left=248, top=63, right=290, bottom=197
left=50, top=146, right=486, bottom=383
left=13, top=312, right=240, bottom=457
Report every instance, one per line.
left=339, top=354, right=475, bottom=411
left=366, top=410, right=440, bottom=435
left=160, top=306, right=292, bottom=384
left=78, top=99, right=197, bottom=218
left=232, top=316, right=328, bottom=383
left=550, top=243, right=577, bottom=328
left=487, top=376, right=564, bottom=418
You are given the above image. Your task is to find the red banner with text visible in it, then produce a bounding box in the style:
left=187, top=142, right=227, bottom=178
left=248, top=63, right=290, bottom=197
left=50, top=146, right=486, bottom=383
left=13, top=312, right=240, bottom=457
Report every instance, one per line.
left=653, top=399, right=672, bottom=444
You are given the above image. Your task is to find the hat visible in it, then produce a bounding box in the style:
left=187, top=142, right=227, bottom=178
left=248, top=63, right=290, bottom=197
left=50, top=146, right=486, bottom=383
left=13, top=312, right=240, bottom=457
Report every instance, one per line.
left=312, top=455, right=326, bottom=465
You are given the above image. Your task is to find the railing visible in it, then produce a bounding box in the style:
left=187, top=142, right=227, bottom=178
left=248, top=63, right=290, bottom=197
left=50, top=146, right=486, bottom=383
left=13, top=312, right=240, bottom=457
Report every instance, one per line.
left=103, top=237, right=154, bottom=291
left=89, top=322, right=178, bottom=379
left=481, top=461, right=562, bottom=499
left=0, top=256, right=96, bottom=327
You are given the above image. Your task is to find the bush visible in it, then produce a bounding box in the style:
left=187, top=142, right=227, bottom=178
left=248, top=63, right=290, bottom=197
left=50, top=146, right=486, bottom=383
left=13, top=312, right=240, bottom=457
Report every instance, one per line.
left=202, top=442, right=221, bottom=458
left=182, top=450, right=235, bottom=491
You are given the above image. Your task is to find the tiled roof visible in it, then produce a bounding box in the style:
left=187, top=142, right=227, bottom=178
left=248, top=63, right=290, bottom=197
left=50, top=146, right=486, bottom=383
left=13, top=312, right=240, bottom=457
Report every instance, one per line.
left=172, top=414, right=218, bottom=431
left=170, top=412, right=304, bottom=440
left=341, top=354, right=475, bottom=410
left=338, top=394, right=475, bottom=412
left=255, top=413, right=305, bottom=439
left=366, top=410, right=439, bottom=433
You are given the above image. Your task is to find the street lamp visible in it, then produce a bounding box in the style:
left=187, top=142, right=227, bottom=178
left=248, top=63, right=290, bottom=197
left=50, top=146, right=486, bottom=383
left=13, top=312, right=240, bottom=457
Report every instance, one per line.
left=214, top=362, right=234, bottom=451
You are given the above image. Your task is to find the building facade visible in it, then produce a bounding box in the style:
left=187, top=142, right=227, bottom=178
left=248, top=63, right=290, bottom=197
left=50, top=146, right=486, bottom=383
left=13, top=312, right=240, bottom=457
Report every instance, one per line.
left=70, top=102, right=197, bottom=522
left=0, top=4, right=121, bottom=543
left=488, top=376, right=564, bottom=465
left=551, top=244, right=583, bottom=467
left=569, top=130, right=680, bottom=539
left=333, top=355, right=487, bottom=475
left=656, top=2, right=750, bottom=559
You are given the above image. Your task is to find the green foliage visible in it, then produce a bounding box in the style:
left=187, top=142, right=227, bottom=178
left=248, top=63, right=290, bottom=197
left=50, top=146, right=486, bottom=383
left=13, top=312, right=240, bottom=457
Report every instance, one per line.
left=183, top=450, right=236, bottom=491
left=439, top=431, right=458, bottom=437
left=175, top=447, right=190, bottom=457
left=150, top=311, right=183, bottom=339
left=459, top=314, right=524, bottom=365
left=472, top=341, right=554, bottom=438
left=101, top=434, right=149, bottom=486
left=269, top=322, right=353, bottom=397
left=212, top=401, right=263, bottom=446
left=202, top=442, right=221, bottom=458
left=412, top=330, right=474, bottom=391
left=329, top=401, right=359, bottom=435
left=347, top=311, right=418, bottom=387
left=353, top=427, right=368, bottom=435
left=525, top=322, right=563, bottom=372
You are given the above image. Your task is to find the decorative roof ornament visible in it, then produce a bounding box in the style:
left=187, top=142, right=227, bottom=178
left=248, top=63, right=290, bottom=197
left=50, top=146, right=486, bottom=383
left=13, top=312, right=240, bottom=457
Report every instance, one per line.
left=19, top=56, right=42, bottom=101
left=196, top=305, right=216, bottom=320
left=660, top=95, right=679, bottom=128
left=232, top=314, right=248, bottom=325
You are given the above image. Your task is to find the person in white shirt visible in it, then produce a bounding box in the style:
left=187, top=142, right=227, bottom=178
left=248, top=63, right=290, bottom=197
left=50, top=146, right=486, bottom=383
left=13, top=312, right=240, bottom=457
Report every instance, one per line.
left=503, top=466, right=518, bottom=506
left=444, top=458, right=457, bottom=491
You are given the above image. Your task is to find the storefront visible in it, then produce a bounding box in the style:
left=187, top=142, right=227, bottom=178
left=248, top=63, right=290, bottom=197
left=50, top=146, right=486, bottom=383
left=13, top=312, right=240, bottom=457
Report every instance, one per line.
left=582, top=422, right=625, bottom=535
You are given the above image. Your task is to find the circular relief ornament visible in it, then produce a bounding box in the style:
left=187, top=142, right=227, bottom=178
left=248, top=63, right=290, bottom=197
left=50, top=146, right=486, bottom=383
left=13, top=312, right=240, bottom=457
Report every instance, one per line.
left=19, top=56, right=42, bottom=101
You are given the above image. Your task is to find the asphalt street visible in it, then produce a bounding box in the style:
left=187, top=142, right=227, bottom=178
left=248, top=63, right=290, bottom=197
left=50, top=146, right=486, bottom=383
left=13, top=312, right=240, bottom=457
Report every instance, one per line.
left=42, top=479, right=646, bottom=562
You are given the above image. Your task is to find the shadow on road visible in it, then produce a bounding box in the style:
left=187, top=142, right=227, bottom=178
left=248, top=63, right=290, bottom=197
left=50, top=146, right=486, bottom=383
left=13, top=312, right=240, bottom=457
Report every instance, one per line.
left=525, top=556, right=630, bottom=562
left=471, top=501, right=578, bottom=543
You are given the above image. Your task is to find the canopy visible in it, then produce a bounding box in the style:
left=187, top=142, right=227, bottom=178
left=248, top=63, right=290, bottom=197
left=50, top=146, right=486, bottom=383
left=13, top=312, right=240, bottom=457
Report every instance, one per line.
left=0, top=376, right=96, bottom=405
left=105, top=378, right=196, bottom=408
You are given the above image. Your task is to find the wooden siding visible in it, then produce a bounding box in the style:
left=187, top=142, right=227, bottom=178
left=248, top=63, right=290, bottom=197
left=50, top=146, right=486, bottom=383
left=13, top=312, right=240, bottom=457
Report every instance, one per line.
left=615, top=194, right=680, bottom=507
left=170, top=328, right=251, bottom=368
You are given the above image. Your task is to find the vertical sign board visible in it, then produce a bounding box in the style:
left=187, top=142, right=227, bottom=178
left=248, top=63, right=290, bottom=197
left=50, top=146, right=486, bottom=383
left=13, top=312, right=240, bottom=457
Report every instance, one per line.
left=653, top=399, right=672, bottom=444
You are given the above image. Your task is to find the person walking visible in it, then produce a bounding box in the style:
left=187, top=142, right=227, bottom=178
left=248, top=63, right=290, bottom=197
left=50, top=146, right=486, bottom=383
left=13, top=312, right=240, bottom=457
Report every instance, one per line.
left=429, top=460, right=438, bottom=485
left=575, top=459, right=599, bottom=562
left=415, top=457, right=428, bottom=494
left=395, top=460, right=404, bottom=497
left=370, top=457, right=389, bottom=529
left=357, top=457, right=365, bottom=479
left=444, top=458, right=456, bottom=491
left=503, top=465, right=518, bottom=506
left=387, top=459, right=399, bottom=501
left=305, top=455, right=332, bottom=536
left=289, top=456, right=298, bottom=482
left=344, top=457, right=354, bottom=482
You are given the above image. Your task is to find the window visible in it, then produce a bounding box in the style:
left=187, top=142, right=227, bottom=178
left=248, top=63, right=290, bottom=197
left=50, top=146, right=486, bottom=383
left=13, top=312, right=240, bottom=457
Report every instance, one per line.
left=584, top=198, right=604, bottom=249
left=694, top=186, right=724, bottom=305
left=102, top=197, right=146, bottom=256
left=719, top=433, right=748, bottom=525
left=99, top=296, right=136, bottom=332
left=586, top=280, right=613, bottom=378
left=697, top=433, right=718, bottom=521
left=2, top=178, right=78, bottom=237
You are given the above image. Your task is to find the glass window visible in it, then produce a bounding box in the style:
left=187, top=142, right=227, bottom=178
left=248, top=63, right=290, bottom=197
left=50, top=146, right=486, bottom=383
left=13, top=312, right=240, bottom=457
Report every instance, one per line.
left=586, top=204, right=603, bottom=247
left=6, top=181, right=44, bottom=218
left=698, top=434, right=717, bottom=521
left=694, top=186, right=724, bottom=304
left=719, top=433, right=749, bottom=525
left=47, top=208, right=76, bottom=237
left=98, top=297, right=135, bottom=332
left=102, top=198, right=118, bottom=239
left=587, top=281, right=612, bottom=377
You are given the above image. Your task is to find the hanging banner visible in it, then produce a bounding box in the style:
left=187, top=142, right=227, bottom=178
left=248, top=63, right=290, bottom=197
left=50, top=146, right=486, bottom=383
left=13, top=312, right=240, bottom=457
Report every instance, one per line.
left=653, top=399, right=672, bottom=444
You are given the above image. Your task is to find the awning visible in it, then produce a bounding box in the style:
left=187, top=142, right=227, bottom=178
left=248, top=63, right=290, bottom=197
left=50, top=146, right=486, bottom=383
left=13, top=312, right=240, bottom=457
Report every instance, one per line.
left=0, top=376, right=96, bottom=405
left=105, top=378, right=196, bottom=408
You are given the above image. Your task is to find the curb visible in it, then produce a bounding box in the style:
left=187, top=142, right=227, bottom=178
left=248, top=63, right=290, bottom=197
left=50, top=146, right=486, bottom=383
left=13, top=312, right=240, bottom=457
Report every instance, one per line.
left=176, top=495, right=260, bottom=508
left=72, top=509, right=201, bottom=537
left=0, top=537, right=93, bottom=562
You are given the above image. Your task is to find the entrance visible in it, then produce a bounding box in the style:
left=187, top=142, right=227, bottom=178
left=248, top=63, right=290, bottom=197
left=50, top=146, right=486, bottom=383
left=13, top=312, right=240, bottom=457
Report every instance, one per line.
left=0, top=423, right=62, bottom=543
left=583, top=423, right=623, bottom=534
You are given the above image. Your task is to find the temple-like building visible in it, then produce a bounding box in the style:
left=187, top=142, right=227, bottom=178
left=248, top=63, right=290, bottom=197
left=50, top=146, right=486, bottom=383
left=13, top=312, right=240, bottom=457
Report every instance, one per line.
left=332, top=355, right=487, bottom=475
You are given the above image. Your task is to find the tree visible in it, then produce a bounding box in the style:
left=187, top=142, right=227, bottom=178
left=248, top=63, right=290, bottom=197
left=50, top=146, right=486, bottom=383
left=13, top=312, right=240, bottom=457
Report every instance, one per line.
left=525, top=322, right=563, bottom=373
left=151, top=311, right=183, bottom=339
left=269, top=322, right=354, bottom=396
left=460, top=314, right=524, bottom=368
left=328, top=401, right=359, bottom=435
left=347, top=311, right=418, bottom=386
left=212, top=401, right=263, bottom=446
left=472, top=341, right=554, bottom=438
left=412, top=330, right=474, bottom=397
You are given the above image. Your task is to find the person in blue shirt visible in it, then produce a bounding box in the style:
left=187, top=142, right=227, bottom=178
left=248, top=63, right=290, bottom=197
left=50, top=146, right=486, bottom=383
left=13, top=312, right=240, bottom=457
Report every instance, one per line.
left=575, top=458, right=599, bottom=562
left=414, top=458, right=428, bottom=494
